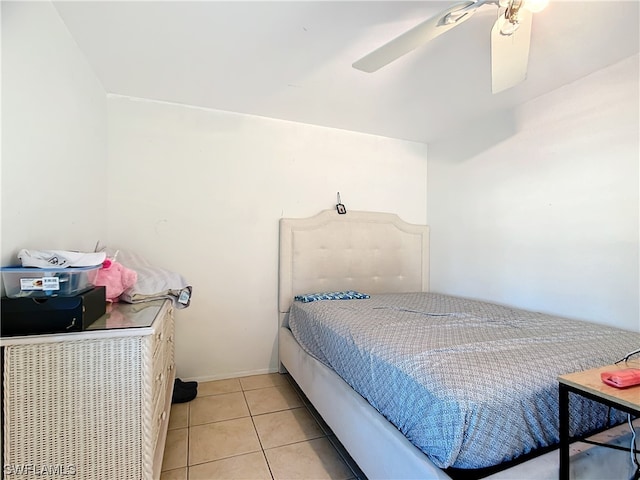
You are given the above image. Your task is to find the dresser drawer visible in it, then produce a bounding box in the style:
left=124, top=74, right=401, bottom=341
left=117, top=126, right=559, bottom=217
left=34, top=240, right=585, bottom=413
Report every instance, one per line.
left=149, top=311, right=175, bottom=452
left=151, top=305, right=173, bottom=359
left=150, top=312, right=174, bottom=398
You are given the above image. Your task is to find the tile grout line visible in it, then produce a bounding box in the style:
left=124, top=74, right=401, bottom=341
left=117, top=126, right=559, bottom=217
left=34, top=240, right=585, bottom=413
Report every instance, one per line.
left=242, top=386, right=277, bottom=480
left=186, top=402, right=190, bottom=480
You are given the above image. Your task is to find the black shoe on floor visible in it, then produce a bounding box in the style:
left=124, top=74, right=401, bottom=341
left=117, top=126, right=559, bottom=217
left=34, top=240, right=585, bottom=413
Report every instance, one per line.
left=175, top=378, right=198, bottom=390
left=172, top=380, right=197, bottom=404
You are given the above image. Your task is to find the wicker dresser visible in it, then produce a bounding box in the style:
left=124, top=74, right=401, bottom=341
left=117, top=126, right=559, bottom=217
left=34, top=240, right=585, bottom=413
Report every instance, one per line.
left=1, top=300, right=175, bottom=480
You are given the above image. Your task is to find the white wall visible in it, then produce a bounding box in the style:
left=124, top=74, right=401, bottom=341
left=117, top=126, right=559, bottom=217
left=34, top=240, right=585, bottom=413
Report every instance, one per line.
left=1, top=1, right=108, bottom=267
left=6, top=0, right=637, bottom=382
left=428, top=54, right=639, bottom=332
left=106, top=95, right=428, bottom=380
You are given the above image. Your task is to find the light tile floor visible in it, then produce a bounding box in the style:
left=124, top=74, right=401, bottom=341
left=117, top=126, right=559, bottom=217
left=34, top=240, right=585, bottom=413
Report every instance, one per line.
left=160, top=373, right=365, bottom=480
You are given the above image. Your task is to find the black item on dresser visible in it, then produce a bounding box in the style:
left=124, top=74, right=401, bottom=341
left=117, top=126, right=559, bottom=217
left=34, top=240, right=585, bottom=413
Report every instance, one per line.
left=1, top=286, right=106, bottom=337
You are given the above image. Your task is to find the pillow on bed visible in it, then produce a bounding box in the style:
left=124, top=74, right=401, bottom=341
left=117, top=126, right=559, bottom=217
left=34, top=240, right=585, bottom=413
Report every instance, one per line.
left=294, top=291, right=370, bottom=303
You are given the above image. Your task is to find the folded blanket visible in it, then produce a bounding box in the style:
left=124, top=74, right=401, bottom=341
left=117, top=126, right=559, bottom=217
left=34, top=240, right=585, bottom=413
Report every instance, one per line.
left=109, top=249, right=192, bottom=308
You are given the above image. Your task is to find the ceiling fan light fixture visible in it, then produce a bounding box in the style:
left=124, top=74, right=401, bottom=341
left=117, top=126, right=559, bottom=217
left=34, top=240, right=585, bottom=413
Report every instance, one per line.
left=498, top=17, right=519, bottom=35
left=498, top=8, right=521, bottom=36
left=498, top=0, right=545, bottom=36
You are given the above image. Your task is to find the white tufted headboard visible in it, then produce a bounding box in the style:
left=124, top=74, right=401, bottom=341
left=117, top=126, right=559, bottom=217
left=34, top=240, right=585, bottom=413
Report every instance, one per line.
left=278, top=210, right=430, bottom=317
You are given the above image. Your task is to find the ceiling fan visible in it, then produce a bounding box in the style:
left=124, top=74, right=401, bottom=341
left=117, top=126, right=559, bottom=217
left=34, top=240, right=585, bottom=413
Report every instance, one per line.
left=352, top=0, right=549, bottom=93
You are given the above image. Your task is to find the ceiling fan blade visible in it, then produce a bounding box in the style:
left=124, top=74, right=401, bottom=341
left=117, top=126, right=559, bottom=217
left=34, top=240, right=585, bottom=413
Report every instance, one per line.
left=353, top=1, right=480, bottom=73
left=490, top=7, right=533, bottom=93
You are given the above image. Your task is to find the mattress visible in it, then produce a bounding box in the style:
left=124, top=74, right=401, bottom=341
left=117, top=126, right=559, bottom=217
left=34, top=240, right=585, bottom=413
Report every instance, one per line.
left=287, top=292, right=640, bottom=470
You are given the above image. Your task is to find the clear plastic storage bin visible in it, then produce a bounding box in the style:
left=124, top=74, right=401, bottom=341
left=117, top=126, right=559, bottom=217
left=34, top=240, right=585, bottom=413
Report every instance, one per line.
left=1, top=265, right=100, bottom=298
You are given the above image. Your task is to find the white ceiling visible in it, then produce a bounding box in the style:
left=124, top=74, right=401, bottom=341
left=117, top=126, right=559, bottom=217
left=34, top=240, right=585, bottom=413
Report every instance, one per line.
left=53, top=1, right=639, bottom=144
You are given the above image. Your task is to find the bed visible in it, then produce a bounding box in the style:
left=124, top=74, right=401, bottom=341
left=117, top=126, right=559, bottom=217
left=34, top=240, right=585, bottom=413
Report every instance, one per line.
left=277, top=209, right=640, bottom=479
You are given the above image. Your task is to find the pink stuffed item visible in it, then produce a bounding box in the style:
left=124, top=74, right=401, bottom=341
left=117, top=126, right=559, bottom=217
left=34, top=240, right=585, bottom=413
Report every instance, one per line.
left=95, top=260, right=138, bottom=302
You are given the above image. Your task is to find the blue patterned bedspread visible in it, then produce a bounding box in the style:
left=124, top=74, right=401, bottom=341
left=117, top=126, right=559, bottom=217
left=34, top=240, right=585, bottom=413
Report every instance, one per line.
left=287, top=292, right=640, bottom=469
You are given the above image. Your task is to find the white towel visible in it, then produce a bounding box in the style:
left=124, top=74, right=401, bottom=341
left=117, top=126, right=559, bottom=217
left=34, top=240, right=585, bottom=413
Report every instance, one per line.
left=18, top=249, right=106, bottom=268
